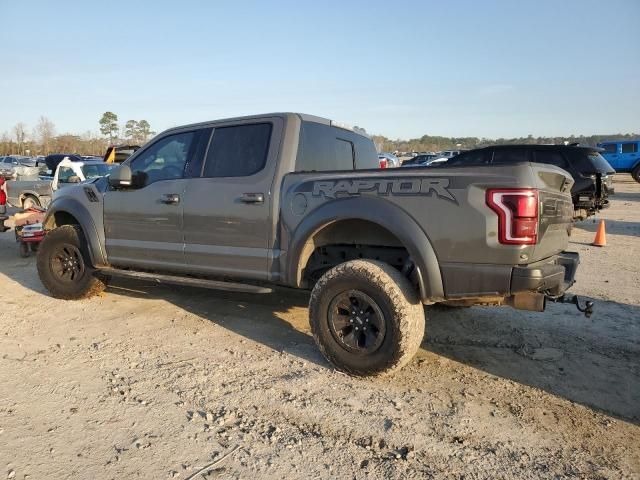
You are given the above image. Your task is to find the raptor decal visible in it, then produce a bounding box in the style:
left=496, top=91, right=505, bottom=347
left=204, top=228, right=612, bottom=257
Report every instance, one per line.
left=309, top=178, right=456, bottom=202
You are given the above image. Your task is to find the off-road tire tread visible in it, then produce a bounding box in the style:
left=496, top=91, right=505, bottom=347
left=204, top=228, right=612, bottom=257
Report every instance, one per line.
left=631, top=164, right=640, bottom=183
left=309, top=259, right=425, bottom=376
left=37, top=225, right=106, bottom=300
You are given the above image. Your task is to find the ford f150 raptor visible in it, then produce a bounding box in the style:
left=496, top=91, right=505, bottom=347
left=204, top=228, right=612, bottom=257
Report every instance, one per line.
left=35, top=113, right=586, bottom=376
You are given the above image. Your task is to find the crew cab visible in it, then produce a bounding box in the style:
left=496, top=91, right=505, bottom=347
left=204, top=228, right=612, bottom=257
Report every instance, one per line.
left=36, top=113, right=583, bottom=376
left=6, top=157, right=115, bottom=209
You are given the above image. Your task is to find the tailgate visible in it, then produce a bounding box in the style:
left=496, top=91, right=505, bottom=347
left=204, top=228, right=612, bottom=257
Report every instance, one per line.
left=530, top=164, right=574, bottom=262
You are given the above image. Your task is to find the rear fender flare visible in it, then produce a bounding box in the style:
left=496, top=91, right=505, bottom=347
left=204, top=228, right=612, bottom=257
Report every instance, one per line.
left=285, top=196, right=444, bottom=301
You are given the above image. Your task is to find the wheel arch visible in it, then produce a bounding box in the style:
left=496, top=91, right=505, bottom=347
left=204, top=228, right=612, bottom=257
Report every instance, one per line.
left=284, top=196, right=444, bottom=301
left=43, top=198, right=107, bottom=267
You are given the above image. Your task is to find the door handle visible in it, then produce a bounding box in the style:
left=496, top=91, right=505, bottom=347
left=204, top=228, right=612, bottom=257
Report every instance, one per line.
left=160, top=193, right=180, bottom=204
left=240, top=193, right=264, bottom=204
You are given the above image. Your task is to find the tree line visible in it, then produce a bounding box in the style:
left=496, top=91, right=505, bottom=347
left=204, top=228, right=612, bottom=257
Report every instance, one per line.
left=1, top=115, right=636, bottom=157
left=0, top=112, right=156, bottom=157
left=371, top=132, right=639, bottom=154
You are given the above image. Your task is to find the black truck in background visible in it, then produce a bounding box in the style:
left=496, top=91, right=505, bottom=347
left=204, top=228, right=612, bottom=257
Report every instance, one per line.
left=441, top=145, right=615, bottom=220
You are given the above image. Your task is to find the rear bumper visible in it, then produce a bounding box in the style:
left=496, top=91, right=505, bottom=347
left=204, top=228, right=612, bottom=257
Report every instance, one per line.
left=438, top=252, right=579, bottom=309
left=511, top=251, right=579, bottom=297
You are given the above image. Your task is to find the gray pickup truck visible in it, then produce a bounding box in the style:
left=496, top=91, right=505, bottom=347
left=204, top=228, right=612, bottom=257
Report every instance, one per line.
left=36, top=113, right=585, bottom=376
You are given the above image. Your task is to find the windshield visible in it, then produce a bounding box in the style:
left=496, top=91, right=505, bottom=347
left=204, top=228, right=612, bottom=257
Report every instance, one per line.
left=81, top=163, right=115, bottom=179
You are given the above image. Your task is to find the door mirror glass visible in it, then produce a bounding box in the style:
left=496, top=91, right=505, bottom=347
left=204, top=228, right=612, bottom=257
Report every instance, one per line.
left=108, top=164, right=133, bottom=188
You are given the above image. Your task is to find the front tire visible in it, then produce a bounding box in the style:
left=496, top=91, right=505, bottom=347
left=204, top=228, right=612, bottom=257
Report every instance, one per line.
left=36, top=225, right=106, bottom=300
left=309, top=260, right=425, bottom=376
left=631, top=165, right=640, bottom=183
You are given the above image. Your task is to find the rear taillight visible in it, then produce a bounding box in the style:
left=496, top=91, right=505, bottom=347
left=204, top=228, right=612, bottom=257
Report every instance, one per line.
left=379, top=158, right=388, bottom=169
left=0, top=178, right=6, bottom=206
left=486, top=188, right=538, bottom=245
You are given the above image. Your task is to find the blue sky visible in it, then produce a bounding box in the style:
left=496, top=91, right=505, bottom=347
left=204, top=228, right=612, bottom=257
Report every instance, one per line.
left=1, top=0, right=638, bottom=139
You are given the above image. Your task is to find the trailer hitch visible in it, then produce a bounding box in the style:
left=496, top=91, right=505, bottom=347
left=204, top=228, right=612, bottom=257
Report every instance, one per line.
left=549, top=294, right=594, bottom=318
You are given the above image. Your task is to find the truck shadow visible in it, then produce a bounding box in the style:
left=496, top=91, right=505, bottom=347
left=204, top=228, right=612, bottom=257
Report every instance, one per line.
left=106, top=278, right=328, bottom=368
left=423, top=302, right=640, bottom=425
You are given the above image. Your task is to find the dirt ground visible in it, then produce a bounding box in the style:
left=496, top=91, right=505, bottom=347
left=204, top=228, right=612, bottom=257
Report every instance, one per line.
left=1, top=176, right=638, bottom=479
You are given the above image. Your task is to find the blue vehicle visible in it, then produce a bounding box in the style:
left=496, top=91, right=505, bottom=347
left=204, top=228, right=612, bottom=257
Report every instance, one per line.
left=598, top=140, right=640, bottom=183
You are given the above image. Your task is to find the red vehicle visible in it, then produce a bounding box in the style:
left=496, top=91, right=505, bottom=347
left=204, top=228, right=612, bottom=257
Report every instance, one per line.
left=0, top=178, right=9, bottom=233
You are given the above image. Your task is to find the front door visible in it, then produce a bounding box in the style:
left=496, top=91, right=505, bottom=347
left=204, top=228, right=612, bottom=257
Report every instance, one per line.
left=182, top=117, right=283, bottom=281
left=103, top=129, right=209, bottom=271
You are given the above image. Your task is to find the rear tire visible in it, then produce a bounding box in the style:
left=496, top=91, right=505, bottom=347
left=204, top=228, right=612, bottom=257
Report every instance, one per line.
left=36, top=225, right=106, bottom=300
left=309, top=260, right=425, bottom=376
left=631, top=165, right=640, bottom=183
left=22, top=195, right=41, bottom=210
left=19, top=242, right=30, bottom=258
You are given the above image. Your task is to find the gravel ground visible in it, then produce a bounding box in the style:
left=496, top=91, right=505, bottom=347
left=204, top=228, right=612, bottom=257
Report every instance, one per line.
left=0, top=175, right=638, bottom=479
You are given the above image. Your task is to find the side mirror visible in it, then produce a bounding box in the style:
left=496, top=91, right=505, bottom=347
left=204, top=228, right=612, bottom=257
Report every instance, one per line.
left=67, top=175, right=81, bottom=184
left=108, top=164, right=133, bottom=188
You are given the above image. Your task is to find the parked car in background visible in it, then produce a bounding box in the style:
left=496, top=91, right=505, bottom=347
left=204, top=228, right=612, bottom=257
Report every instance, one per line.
left=6, top=157, right=115, bottom=209
left=401, top=153, right=439, bottom=166
left=433, top=150, right=463, bottom=161
left=377, top=153, right=401, bottom=168
left=441, top=144, right=615, bottom=219
left=0, top=155, right=37, bottom=180
left=598, top=140, right=640, bottom=182
left=0, top=177, right=8, bottom=232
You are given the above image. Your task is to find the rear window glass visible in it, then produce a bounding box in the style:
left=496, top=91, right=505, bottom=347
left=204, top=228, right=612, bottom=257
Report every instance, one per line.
left=586, top=152, right=615, bottom=172
left=203, top=123, right=272, bottom=177
left=492, top=149, right=530, bottom=164
left=534, top=150, right=569, bottom=169
left=621, top=143, right=638, bottom=154
left=601, top=144, right=617, bottom=153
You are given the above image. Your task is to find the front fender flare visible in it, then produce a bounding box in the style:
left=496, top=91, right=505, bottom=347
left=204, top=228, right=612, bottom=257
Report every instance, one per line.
left=285, top=196, right=444, bottom=301
left=44, top=197, right=107, bottom=267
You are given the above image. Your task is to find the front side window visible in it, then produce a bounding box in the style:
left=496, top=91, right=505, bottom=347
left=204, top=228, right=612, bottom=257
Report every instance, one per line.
left=203, top=123, right=272, bottom=177
left=602, top=144, right=618, bottom=153
left=621, top=143, right=638, bottom=154
left=129, top=131, right=196, bottom=187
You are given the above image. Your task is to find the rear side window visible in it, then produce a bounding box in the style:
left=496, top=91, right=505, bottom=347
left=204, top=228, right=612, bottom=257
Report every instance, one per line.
left=602, top=144, right=617, bottom=153
left=621, top=143, right=638, bottom=154
left=296, top=121, right=378, bottom=171
left=534, top=150, right=569, bottom=169
left=203, top=123, right=272, bottom=177
left=492, top=149, right=530, bottom=164
left=335, top=139, right=355, bottom=168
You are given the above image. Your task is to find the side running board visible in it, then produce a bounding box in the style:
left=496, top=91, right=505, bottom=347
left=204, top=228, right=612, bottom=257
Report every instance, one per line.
left=99, top=268, right=273, bottom=294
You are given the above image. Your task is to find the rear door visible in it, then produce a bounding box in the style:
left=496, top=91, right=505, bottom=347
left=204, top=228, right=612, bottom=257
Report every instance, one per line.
left=103, top=128, right=210, bottom=271
left=182, top=117, right=283, bottom=280
left=599, top=143, right=621, bottom=169
left=620, top=142, right=639, bottom=171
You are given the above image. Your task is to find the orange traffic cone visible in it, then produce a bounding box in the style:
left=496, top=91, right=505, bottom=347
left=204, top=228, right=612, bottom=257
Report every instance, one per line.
left=592, top=220, right=606, bottom=247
